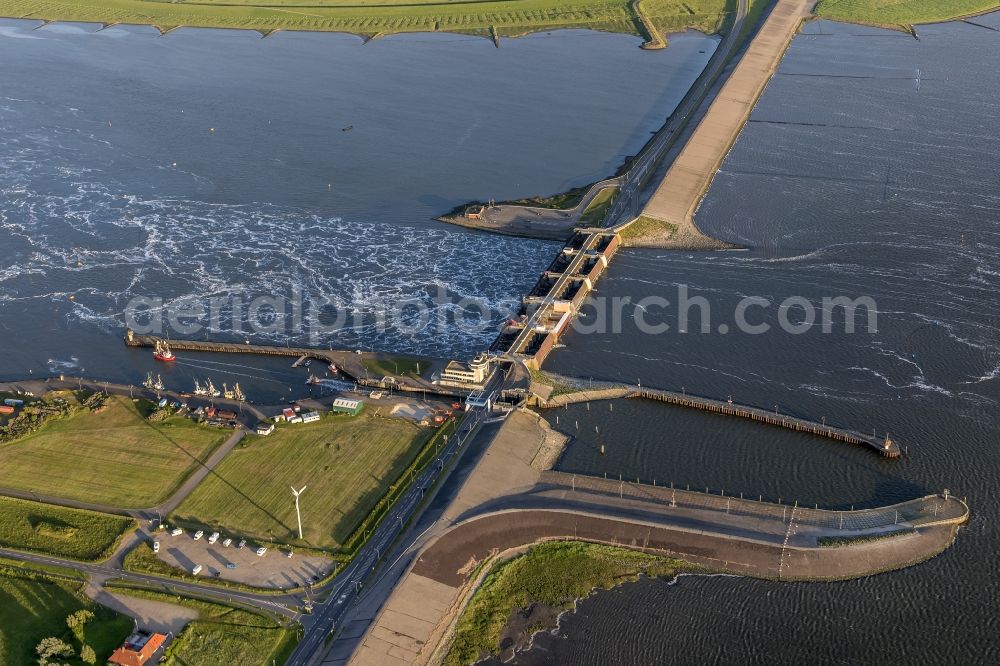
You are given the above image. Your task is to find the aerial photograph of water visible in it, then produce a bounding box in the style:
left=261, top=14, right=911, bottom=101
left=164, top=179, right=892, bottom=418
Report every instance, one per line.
left=0, top=1, right=996, bottom=665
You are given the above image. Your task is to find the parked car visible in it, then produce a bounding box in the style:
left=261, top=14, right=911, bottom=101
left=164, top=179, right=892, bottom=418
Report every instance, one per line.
left=256, top=547, right=267, bottom=557
left=170, top=528, right=183, bottom=537
left=192, top=564, right=203, bottom=575
left=152, top=541, right=160, bottom=554
left=207, top=532, right=220, bottom=544
left=286, top=550, right=293, bottom=559
left=226, top=563, right=237, bottom=569
left=193, top=530, right=204, bottom=540
left=222, top=538, right=232, bottom=547
left=237, top=539, right=247, bottom=549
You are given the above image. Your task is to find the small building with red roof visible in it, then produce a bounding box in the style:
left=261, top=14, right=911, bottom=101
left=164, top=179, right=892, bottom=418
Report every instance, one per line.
left=108, top=632, right=168, bottom=666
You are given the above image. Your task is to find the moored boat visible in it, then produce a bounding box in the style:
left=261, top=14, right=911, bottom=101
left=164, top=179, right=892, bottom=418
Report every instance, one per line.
left=153, top=340, right=176, bottom=362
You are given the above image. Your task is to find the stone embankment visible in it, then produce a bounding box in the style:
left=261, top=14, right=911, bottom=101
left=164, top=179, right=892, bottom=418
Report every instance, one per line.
left=628, top=0, right=817, bottom=248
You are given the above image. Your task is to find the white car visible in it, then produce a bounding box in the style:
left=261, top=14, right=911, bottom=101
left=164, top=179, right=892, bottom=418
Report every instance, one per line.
left=193, top=530, right=204, bottom=540
left=170, top=527, right=183, bottom=537
left=192, top=564, right=203, bottom=575
left=222, top=538, right=232, bottom=547
left=256, top=546, right=267, bottom=557
left=152, top=541, right=160, bottom=553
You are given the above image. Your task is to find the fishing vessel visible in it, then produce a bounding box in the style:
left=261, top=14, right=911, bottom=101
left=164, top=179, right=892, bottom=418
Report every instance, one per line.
left=153, top=375, right=165, bottom=391
left=205, top=378, right=221, bottom=398
left=193, top=379, right=205, bottom=396
left=232, top=383, right=245, bottom=402
left=143, top=372, right=155, bottom=389
left=223, top=383, right=234, bottom=400
left=153, top=340, right=176, bottom=362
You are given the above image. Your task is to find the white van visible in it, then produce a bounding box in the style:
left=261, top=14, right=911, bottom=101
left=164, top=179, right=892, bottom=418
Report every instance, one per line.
left=207, top=532, right=220, bottom=545
left=192, top=564, right=203, bottom=575
left=193, top=530, right=204, bottom=540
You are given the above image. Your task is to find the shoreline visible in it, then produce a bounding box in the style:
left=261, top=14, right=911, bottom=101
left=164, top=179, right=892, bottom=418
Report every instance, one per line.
left=348, top=410, right=970, bottom=665
left=0, top=0, right=721, bottom=42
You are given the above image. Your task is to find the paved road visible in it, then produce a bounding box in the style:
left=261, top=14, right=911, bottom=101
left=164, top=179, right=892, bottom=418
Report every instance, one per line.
left=603, top=0, right=751, bottom=227
left=0, top=545, right=299, bottom=619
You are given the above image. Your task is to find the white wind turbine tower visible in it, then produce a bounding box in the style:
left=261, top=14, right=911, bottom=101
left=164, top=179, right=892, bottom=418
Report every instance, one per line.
left=291, top=485, right=307, bottom=540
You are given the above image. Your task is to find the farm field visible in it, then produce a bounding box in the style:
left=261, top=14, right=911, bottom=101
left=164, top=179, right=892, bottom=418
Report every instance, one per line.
left=0, top=0, right=730, bottom=39
left=0, top=570, right=132, bottom=666
left=0, top=393, right=228, bottom=508
left=0, top=496, right=134, bottom=561
left=173, top=413, right=436, bottom=549
left=815, top=0, right=1000, bottom=28
left=107, top=587, right=295, bottom=666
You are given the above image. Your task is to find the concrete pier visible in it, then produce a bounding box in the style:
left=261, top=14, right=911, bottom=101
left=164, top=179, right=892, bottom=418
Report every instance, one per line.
left=123, top=331, right=468, bottom=399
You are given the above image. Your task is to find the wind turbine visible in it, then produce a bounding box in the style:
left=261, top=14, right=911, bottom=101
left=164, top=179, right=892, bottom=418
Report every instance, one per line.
left=291, top=485, right=307, bottom=540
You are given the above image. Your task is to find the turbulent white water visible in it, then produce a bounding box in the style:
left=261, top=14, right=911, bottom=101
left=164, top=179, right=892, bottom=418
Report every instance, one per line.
left=0, top=21, right=719, bottom=369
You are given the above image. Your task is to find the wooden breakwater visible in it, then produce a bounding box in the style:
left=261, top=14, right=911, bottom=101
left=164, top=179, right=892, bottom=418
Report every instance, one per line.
left=537, top=383, right=900, bottom=458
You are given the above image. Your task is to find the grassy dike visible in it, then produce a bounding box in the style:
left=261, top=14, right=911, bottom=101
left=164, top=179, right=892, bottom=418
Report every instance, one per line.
left=0, top=0, right=729, bottom=39
left=443, top=541, right=697, bottom=665
left=815, top=0, right=1000, bottom=30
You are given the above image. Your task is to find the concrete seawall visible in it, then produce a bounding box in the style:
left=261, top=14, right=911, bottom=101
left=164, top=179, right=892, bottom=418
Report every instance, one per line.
left=350, top=498, right=965, bottom=666
left=345, top=411, right=966, bottom=666
left=627, top=0, right=817, bottom=248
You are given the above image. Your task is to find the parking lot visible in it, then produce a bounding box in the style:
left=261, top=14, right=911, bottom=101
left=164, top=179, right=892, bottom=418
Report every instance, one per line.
left=154, top=530, right=335, bottom=588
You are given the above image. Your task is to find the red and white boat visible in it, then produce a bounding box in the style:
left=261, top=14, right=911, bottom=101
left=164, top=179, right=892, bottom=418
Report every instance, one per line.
left=153, top=340, right=176, bottom=362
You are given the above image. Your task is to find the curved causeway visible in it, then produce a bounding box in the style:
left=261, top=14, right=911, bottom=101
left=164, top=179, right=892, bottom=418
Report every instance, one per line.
left=348, top=461, right=968, bottom=665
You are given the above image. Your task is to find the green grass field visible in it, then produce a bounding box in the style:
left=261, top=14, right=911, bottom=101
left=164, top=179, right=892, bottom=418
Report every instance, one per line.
left=0, top=0, right=730, bottom=39
left=619, top=214, right=677, bottom=241
left=815, top=0, right=1000, bottom=28
left=362, top=355, right=424, bottom=378
left=579, top=186, right=618, bottom=225
left=173, top=413, right=434, bottom=549
left=445, top=541, right=693, bottom=665
left=0, top=570, right=132, bottom=666
left=107, top=587, right=296, bottom=666
left=0, top=496, right=134, bottom=561
left=0, top=393, right=228, bottom=508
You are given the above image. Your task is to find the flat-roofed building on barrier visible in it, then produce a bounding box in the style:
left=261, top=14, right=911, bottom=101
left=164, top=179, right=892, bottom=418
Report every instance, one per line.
left=439, top=353, right=493, bottom=389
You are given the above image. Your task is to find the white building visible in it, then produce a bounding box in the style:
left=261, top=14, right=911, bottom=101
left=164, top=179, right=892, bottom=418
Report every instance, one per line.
left=439, top=353, right=493, bottom=389
left=256, top=423, right=275, bottom=436
left=301, top=411, right=321, bottom=424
